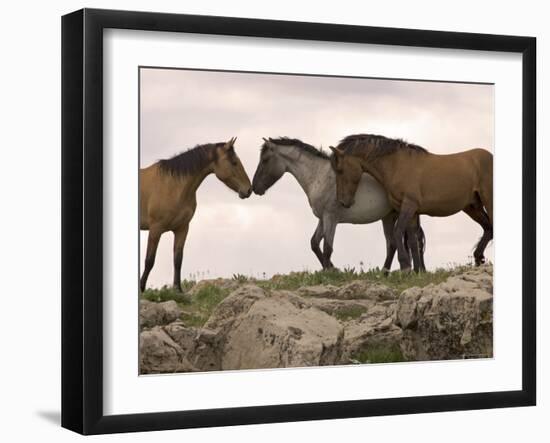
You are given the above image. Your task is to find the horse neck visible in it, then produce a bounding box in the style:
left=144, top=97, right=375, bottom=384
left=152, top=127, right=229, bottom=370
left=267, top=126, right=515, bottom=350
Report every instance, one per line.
left=280, top=147, right=331, bottom=198
left=358, top=152, right=396, bottom=185
left=177, top=162, right=215, bottom=196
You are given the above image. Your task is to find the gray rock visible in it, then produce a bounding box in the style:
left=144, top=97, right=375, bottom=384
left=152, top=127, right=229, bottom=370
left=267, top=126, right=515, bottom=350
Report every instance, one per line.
left=216, top=290, right=344, bottom=370
left=139, top=300, right=182, bottom=329
left=337, top=280, right=397, bottom=301
left=204, top=284, right=267, bottom=332
left=342, top=303, right=402, bottom=361
left=163, top=321, right=222, bottom=371
left=297, top=284, right=339, bottom=298
left=139, top=327, right=196, bottom=374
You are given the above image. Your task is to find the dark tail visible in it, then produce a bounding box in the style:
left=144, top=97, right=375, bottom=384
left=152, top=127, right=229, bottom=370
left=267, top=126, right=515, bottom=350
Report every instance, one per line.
left=404, top=225, right=426, bottom=254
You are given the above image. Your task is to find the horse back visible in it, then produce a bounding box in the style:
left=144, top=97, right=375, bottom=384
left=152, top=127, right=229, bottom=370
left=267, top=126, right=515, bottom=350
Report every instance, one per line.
left=386, top=148, right=493, bottom=216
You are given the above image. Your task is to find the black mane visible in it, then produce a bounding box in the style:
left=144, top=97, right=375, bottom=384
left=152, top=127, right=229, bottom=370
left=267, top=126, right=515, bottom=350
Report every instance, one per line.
left=263, top=137, right=330, bottom=160
left=158, top=142, right=225, bottom=177
left=338, top=134, right=428, bottom=158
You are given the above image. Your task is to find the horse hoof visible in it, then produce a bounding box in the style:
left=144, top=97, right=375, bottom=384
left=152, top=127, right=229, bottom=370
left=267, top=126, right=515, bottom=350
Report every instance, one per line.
left=401, top=267, right=412, bottom=273
left=382, top=267, right=390, bottom=277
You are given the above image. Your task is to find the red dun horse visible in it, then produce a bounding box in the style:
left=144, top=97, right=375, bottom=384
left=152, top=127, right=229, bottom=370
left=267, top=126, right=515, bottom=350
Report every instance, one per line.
left=330, top=134, right=493, bottom=272
left=140, top=138, right=252, bottom=292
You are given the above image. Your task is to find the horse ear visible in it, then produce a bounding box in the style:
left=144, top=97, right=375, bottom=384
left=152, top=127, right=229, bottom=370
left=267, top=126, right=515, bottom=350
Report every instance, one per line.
left=262, top=137, right=269, bottom=143
left=225, top=137, right=237, bottom=150
left=329, top=146, right=343, bottom=156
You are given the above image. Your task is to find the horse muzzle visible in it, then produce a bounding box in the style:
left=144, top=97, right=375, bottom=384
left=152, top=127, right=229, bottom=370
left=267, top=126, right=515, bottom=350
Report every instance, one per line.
left=239, top=188, right=253, bottom=199
left=252, top=185, right=265, bottom=196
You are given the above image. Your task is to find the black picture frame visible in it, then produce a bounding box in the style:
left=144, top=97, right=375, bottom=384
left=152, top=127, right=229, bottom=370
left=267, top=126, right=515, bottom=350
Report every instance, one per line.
left=61, top=8, right=536, bottom=435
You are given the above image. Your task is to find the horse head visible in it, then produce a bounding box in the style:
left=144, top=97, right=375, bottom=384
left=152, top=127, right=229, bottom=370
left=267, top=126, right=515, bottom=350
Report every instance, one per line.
left=213, top=137, right=252, bottom=199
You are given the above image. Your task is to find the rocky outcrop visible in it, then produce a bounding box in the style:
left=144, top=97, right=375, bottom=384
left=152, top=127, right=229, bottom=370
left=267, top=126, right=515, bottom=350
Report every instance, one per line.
left=395, top=265, right=493, bottom=360
left=139, top=265, right=493, bottom=373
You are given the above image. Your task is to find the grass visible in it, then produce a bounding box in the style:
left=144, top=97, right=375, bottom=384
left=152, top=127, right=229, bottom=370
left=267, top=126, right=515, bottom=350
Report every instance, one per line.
left=351, top=344, right=406, bottom=364
left=255, top=265, right=468, bottom=293
left=142, top=283, right=231, bottom=328
left=141, top=281, right=195, bottom=304
left=332, top=306, right=368, bottom=322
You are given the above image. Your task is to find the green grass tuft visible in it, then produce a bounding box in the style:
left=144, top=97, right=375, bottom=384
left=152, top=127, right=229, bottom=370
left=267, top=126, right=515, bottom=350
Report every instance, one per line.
left=352, top=344, right=406, bottom=364
left=182, top=284, right=231, bottom=327
left=141, top=283, right=231, bottom=327
left=232, top=273, right=250, bottom=283
left=141, top=282, right=194, bottom=304
left=255, top=266, right=466, bottom=293
left=332, top=306, right=368, bottom=322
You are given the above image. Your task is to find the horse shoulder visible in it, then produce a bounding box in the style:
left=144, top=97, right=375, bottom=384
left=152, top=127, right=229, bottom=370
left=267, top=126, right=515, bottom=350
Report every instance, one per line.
left=308, top=170, right=335, bottom=216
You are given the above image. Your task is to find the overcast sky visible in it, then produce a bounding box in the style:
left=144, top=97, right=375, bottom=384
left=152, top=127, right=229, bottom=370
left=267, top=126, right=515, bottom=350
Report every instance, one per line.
left=140, top=67, right=494, bottom=288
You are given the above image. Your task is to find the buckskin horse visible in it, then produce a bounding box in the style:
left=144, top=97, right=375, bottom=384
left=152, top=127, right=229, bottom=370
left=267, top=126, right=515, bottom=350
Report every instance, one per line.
left=252, top=137, right=425, bottom=272
left=330, top=134, right=492, bottom=272
left=140, top=137, right=252, bottom=292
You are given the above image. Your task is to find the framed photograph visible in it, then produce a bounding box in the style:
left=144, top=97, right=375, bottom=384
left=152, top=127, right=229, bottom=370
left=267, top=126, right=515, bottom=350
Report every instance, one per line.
left=61, top=8, right=536, bottom=435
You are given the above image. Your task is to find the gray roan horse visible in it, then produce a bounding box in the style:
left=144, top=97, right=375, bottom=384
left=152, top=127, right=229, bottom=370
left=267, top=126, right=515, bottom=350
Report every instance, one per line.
left=252, top=137, right=425, bottom=272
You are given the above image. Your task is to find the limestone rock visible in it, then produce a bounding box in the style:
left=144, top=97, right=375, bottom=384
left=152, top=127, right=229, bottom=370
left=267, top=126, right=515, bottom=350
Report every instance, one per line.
left=140, top=300, right=182, bottom=329
left=342, top=303, right=402, bottom=361
left=396, top=265, right=493, bottom=361
left=297, top=284, right=339, bottom=298
left=337, top=280, right=398, bottom=301
left=163, top=321, right=222, bottom=371
left=139, top=327, right=196, bottom=374
left=215, top=290, right=344, bottom=370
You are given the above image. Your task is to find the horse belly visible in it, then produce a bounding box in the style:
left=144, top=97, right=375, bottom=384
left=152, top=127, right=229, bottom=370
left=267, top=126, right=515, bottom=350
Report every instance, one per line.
left=340, top=176, right=391, bottom=224
left=417, top=158, right=480, bottom=216
left=420, top=191, right=472, bottom=217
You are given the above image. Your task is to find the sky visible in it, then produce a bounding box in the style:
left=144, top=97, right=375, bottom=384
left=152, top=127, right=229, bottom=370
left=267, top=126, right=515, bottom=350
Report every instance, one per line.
left=140, top=67, right=494, bottom=288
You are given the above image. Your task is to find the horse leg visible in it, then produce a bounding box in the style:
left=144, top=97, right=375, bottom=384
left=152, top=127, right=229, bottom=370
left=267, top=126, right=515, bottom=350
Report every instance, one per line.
left=140, top=227, right=163, bottom=292
left=173, top=224, right=190, bottom=292
left=381, top=211, right=398, bottom=275
left=394, top=199, right=418, bottom=272
left=322, top=215, right=337, bottom=269
left=310, top=219, right=325, bottom=269
left=463, top=204, right=492, bottom=266
left=405, top=214, right=422, bottom=273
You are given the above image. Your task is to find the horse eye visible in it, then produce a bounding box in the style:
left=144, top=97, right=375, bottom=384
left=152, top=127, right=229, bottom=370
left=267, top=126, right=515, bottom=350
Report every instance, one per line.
left=262, top=157, right=270, bottom=164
